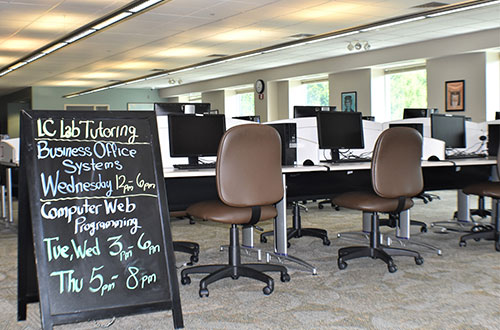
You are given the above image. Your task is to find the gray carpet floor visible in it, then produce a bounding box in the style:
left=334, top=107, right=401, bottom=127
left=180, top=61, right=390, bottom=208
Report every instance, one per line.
left=1, top=190, right=500, bottom=329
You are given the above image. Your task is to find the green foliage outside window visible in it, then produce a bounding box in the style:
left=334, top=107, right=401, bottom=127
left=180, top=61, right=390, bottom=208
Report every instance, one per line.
left=238, top=92, right=255, bottom=115
left=388, top=70, right=427, bottom=120
left=306, top=82, right=329, bottom=106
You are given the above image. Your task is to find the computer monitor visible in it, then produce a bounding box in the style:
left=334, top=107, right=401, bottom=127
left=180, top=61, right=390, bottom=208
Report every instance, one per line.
left=403, top=108, right=428, bottom=119
left=496, top=112, right=500, bottom=120
left=294, top=105, right=336, bottom=118
left=233, top=115, right=261, bottom=123
left=389, top=123, right=424, bottom=136
left=317, top=111, right=364, bottom=162
left=431, top=114, right=466, bottom=148
left=155, top=103, right=211, bottom=116
left=168, top=114, right=226, bottom=165
left=488, top=124, right=500, bottom=156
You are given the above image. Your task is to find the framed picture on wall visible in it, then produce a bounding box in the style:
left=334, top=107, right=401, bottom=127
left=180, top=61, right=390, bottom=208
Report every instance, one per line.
left=445, top=80, right=465, bottom=112
left=341, top=91, right=357, bottom=112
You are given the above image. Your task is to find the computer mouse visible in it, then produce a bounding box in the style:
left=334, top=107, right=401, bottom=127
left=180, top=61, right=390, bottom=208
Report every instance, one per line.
left=428, top=155, right=440, bottom=161
left=303, top=159, right=315, bottom=166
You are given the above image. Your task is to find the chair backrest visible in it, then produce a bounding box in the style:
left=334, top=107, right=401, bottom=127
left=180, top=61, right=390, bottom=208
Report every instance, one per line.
left=216, top=124, right=284, bottom=207
left=372, top=127, right=423, bottom=199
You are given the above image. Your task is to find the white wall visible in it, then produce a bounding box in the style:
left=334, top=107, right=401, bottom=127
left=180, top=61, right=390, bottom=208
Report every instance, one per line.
left=427, top=53, right=486, bottom=122
left=329, top=69, right=371, bottom=116
left=201, top=90, right=225, bottom=113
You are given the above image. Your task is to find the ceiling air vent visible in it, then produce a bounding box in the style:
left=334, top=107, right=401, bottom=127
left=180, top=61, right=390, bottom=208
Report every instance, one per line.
left=412, top=2, right=448, bottom=8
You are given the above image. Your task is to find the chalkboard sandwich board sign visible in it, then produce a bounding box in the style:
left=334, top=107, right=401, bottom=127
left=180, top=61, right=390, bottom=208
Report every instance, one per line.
left=18, top=110, right=183, bottom=329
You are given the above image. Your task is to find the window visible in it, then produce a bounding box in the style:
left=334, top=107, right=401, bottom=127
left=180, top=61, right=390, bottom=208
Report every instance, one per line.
left=226, top=88, right=255, bottom=118
left=385, top=67, right=427, bottom=120
left=304, top=80, right=329, bottom=106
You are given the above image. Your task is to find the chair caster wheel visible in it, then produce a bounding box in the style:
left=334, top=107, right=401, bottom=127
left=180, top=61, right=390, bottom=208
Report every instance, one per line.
left=420, top=226, right=428, bottom=233
left=190, top=255, right=199, bottom=264
left=415, top=257, right=424, bottom=265
left=181, top=276, right=191, bottom=285
left=260, top=236, right=267, bottom=243
left=199, top=288, right=209, bottom=298
left=388, top=264, right=397, bottom=273
left=323, top=238, right=331, bottom=246
left=459, top=241, right=467, bottom=247
left=495, top=241, right=500, bottom=252
left=263, top=285, right=273, bottom=295
left=334, top=206, right=340, bottom=211
left=281, top=273, right=291, bottom=282
left=318, top=204, right=324, bottom=209
left=338, top=260, right=347, bottom=270
left=474, top=238, right=481, bottom=242
left=287, top=242, right=291, bottom=248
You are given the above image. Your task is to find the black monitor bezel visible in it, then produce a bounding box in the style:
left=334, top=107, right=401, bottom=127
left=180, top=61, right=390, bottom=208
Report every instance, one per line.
left=431, top=113, right=466, bottom=149
left=294, top=105, right=336, bottom=118
left=317, top=111, right=365, bottom=151
left=154, top=103, right=210, bottom=116
left=403, top=108, right=428, bottom=119
left=167, top=114, right=226, bottom=159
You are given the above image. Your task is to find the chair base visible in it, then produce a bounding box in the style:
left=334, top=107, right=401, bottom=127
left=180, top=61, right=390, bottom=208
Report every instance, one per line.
left=458, top=197, right=500, bottom=252
left=181, top=225, right=290, bottom=297
left=173, top=241, right=199, bottom=266
left=338, top=245, right=423, bottom=273
left=337, top=212, right=424, bottom=273
left=260, top=202, right=330, bottom=246
left=459, top=226, right=500, bottom=252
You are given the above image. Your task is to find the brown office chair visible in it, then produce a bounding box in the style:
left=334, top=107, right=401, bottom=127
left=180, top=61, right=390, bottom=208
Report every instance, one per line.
left=181, top=124, right=290, bottom=297
left=459, top=151, right=500, bottom=251
left=332, top=127, right=425, bottom=273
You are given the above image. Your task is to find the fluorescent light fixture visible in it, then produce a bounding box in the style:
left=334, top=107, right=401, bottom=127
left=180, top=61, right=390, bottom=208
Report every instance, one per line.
left=0, top=69, right=13, bottom=77
left=26, top=53, right=47, bottom=63
left=169, top=67, right=195, bottom=74
left=427, top=0, right=500, bottom=17
left=262, top=43, right=303, bottom=54
left=129, top=0, right=163, bottom=13
left=42, top=42, right=68, bottom=54
left=303, top=31, right=360, bottom=45
left=9, top=62, right=28, bottom=70
left=361, top=16, right=425, bottom=32
left=65, top=29, right=96, bottom=43
left=125, top=78, right=146, bottom=84
left=93, top=12, right=132, bottom=30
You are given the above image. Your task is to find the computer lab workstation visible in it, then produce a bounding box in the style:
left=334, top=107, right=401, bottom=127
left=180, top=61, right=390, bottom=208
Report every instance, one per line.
left=156, top=103, right=499, bottom=296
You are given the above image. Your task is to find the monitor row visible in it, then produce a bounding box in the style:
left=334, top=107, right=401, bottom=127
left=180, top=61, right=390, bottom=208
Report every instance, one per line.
left=163, top=110, right=491, bottom=167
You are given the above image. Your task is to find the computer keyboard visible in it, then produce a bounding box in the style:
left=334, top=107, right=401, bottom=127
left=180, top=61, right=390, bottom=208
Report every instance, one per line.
left=336, top=158, right=372, bottom=163
left=173, top=163, right=216, bottom=170
left=445, top=153, right=487, bottom=160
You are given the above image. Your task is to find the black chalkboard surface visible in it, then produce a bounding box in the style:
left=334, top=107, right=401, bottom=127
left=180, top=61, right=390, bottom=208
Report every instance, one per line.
left=18, top=110, right=183, bottom=329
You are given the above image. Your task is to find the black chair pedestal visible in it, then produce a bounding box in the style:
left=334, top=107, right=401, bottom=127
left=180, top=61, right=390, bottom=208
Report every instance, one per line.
left=173, top=241, right=199, bottom=265
left=260, top=202, right=330, bottom=246
left=181, top=225, right=290, bottom=297
left=459, top=200, right=500, bottom=252
left=338, top=213, right=423, bottom=273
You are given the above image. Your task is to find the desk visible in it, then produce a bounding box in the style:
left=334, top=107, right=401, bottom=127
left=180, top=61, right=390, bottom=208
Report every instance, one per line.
left=164, top=158, right=496, bottom=273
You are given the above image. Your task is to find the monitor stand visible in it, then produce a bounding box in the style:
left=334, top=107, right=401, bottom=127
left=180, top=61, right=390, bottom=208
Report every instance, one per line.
left=187, top=156, right=199, bottom=165
left=330, top=149, right=340, bottom=163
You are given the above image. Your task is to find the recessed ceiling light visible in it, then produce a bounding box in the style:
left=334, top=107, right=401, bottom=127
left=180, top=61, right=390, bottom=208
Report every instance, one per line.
left=207, top=54, right=228, bottom=57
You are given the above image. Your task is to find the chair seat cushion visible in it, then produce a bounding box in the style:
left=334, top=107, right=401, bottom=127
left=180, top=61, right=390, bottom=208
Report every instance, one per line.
left=463, top=182, right=500, bottom=199
left=332, top=191, right=414, bottom=213
left=187, top=200, right=278, bottom=224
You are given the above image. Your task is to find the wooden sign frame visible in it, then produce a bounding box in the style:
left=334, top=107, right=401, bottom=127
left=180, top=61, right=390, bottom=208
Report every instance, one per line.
left=18, top=110, right=183, bottom=329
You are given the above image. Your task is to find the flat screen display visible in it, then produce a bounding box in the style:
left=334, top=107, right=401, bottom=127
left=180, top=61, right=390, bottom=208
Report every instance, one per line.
left=155, top=103, right=210, bottom=116
left=389, top=123, right=424, bottom=136
left=431, top=114, right=466, bottom=148
left=294, top=105, right=336, bottom=118
left=317, top=111, right=364, bottom=150
left=168, top=114, right=226, bottom=157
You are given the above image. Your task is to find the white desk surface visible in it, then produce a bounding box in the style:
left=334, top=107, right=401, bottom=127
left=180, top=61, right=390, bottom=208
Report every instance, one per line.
left=163, top=157, right=497, bottom=178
